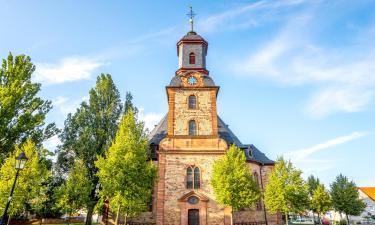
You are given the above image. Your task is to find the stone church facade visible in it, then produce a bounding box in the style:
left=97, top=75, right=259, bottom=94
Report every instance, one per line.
left=102, top=26, right=281, bottom=225
left=139, top=28, right=280, bottom=225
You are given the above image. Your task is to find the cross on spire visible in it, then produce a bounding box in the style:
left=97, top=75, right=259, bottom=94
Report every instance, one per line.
left=186, top=6, right=196, bottom=32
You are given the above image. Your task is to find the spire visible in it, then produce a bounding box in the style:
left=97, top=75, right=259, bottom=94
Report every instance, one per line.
left=186, top=6, right=196, bottom=32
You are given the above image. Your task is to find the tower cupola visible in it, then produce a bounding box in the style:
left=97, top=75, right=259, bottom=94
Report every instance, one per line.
left=176, top=7, right=209, bottom=75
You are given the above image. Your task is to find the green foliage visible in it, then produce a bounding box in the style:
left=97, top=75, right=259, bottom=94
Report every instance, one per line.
left=311, top=184, right=332, bottom=223
left=264, top=157, right=309, bottom=225
left=0, top=53, right=58, bottom=164
left=330, top=174, right=366, bottom=223
left=32, top=176, right=64, bottom=218
left=124, top=92, right=138, bottom=115
left=55, top=159, right=92, bottom=215
left=211, top=145, right=260, bottom=211
left=307, top=175, right=321, bottom=197
left=0, top=140, right=50, bottom=216
left=56, top=74, right=123, bottom=224
left=95, top=110, right=157, bottom=218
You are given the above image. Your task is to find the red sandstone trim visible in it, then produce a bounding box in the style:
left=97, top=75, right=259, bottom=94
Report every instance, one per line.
left=176, top=68, right=209, bottom=75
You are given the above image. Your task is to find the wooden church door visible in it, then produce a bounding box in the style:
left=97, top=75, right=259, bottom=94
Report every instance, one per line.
left=188, top=209, right=200, bottom=225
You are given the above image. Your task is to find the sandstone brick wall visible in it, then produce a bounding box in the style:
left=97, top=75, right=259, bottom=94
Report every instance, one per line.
left=163, top=153, right=226, bottom=225
left=173, top=89, right=213, bottom=135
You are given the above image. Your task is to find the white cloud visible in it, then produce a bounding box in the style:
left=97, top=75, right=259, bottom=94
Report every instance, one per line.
left=284, top=131, right=368, bottom=172
left=138, top=108, right=164, bottom=131
left=53, top=95, right=88, bottom=117
left=34, top=57, right=103, bottom=84
left=44, top=135, right=61, bottom=152
left=231, top=7, right=375, bottom=117
left=199, top=0, right=307, bottom=33
left=306, top=87, right=373, bottom=118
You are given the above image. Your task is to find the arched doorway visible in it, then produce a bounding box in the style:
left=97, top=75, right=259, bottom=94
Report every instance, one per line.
left=188, top=209, right=199, bottom=225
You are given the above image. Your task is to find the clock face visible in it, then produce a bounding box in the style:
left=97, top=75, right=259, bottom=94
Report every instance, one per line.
left=187, top=76, right=197, bottom=86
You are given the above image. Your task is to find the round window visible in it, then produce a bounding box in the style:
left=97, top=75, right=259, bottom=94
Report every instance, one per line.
left=188, top=196, right=199, bottom=205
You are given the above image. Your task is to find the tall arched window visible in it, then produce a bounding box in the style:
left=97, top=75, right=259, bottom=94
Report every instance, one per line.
left=187, top=167, right=193, bottom=189
left=188, top=95, right=197, bottom=109
left=189, top=120, right=197, bottom=135
left=189, top=52, right=196, bottom=64
left=186, top=166, right=201, bottom=189
left=194, top=167, right=200, bottom=189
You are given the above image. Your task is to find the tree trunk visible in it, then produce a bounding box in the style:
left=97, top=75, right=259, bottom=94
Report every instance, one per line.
left=85, top=206, right=94, bottom=225
left=285, top=212, right=289, bottom=225
left=231, top=209, right=234, bottom=225
left=318, top=213, right=322, bottom=225
left=124, top=213, right=127, bottom=225
left=115, top=205, right=121, bottom=225
left=346, top=214, right=350, bottom=225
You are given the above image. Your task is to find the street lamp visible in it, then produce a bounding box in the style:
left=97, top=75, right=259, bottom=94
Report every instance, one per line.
left=0, top=152, right=28, bottom=225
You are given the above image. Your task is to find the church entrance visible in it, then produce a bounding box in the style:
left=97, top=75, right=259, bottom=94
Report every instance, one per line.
left=188, top=209, right=199, bottom=225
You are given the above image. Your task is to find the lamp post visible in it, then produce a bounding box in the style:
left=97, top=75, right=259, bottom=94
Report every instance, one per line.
left=0, top=152, right=28, bottom=225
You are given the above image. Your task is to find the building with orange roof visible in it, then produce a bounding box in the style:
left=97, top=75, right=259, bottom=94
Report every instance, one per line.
left=351, top=187, right=375, bottom=224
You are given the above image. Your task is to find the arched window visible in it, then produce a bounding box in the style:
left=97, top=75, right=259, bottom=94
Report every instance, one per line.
left=187, top=167, right=193, bottom=189
left=186, top=166, right=201, bottom=189
left=189, top=52, right=196, bottom=64
left=194, top=167, right=200, bottom=189
left=188, top=95, right=197, bottom=109
left=189, top=120, right=197, bottom=135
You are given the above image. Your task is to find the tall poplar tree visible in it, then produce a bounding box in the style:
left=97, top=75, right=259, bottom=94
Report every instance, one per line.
left=0, top=53, right=58, bottom=164
left=56, top=74, right=122, bottom=225
left=96, top=110, right=156, bottom=225
left=211, top=145, right=260, bottom=224
left=330, top=174, right=365, bottom=225
left=264, top=157, right=309, bottom=225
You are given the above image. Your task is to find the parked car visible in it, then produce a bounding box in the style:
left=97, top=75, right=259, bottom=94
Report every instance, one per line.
left=291, top=218, right=315, bottom=225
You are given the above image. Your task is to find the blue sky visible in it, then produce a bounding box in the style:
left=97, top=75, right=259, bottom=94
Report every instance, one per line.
left=1, top=0, right=374, bottom=187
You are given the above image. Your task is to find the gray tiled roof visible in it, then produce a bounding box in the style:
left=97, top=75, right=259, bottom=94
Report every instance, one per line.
left=148, top=114, right=274, bottom=164
left=169, top=75, right=215, bottom=87
left=242, top=144, right=274, bottom=165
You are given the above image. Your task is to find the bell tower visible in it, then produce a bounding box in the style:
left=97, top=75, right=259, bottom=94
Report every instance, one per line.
left=176, top=7, right=208, bottom=76
left=165, top=22, right=220, bottom=138
left=155, top=8, right=230, bottom=225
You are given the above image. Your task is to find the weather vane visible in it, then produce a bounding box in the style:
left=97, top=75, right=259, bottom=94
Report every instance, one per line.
left=186, top=6, right=196, bottom=32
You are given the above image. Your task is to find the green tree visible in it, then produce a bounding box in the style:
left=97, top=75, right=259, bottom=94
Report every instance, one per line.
left=56, top=74, right=122, bottom=225
left=55, top=159, right=92, bottom=223
left=211, top=145, right=260, bottom=224
left=96, top=110, right=157, bottom=225
left=308, top=175, right=321, bottom=197
left=311, top=184, right=332, bottom=224
left=330, top=174, right=366, bottom=225
left=124, top=92, right=138, bottom=115
left=0, top=53, right=58, bottom=164
left=264, top=157, right=309, bottom=225
left=0, top=139, right=50, bottom=216
left=307, top=175, right=321, bottom=221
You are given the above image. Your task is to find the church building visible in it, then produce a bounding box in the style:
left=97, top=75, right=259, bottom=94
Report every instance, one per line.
left=123, top=10, right=280, bottom=225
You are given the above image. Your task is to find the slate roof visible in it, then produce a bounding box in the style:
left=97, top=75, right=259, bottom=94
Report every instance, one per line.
left=169, top=75, right=215, bottom=87
left=242, top=144, right=274, bottom=165
left=180, top=31, right=207, bottom=42
left=148, top=115, right=274, bottom=164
